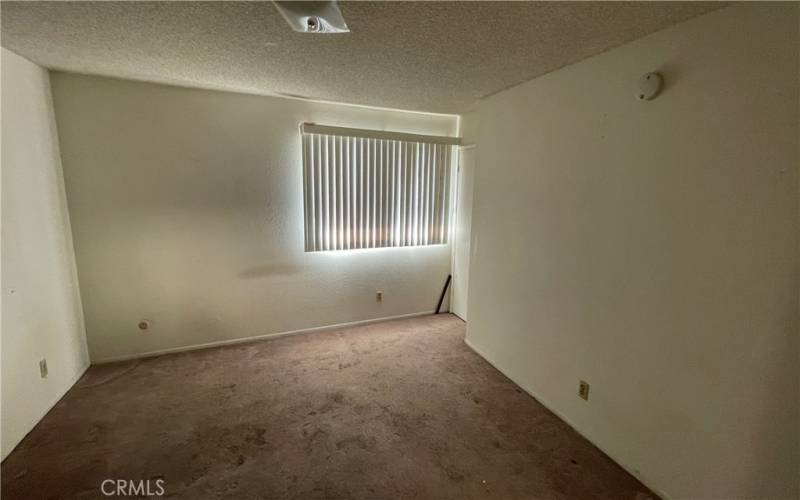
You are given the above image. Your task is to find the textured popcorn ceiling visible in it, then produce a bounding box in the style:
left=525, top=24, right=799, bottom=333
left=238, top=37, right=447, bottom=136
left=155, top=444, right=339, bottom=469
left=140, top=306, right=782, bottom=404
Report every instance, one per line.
left=0, top=1, right=723, bottom=113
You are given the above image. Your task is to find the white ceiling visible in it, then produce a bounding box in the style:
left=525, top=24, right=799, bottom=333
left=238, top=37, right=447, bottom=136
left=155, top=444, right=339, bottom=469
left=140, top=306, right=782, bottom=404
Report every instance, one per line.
left=0, top=1, right=723, bottom=114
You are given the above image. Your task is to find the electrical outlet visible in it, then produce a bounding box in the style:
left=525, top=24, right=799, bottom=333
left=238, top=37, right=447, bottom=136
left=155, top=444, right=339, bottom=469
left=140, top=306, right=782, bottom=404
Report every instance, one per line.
left=376, top=291, right=383, bottom=303
left=578, top=380, right=590, bottom=400
left=39, top=359, right=48, bottom=379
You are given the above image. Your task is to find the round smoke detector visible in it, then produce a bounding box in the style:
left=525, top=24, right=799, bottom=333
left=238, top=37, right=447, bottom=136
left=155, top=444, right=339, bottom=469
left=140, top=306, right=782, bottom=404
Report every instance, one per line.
left=637, top=72, right=663, bottom=101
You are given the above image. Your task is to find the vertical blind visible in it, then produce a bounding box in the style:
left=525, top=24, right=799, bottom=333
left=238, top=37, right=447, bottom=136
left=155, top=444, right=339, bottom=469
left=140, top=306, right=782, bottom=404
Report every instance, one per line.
left=302, top=128, right=454, bottom=252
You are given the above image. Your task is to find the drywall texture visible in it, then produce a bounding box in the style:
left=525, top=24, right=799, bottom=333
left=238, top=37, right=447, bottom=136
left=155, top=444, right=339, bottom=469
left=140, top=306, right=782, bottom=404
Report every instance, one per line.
left=1, top=1, right=721, bottom=113
left=465, top=4, right=799, bottom=499
left=50, top=74, right=457, bottom=362
left=1, top=48, right=89, bottom=459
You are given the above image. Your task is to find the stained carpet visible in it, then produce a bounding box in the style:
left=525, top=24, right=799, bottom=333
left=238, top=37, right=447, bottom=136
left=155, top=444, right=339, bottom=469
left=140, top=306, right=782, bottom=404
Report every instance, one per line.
left=1, top=314, right=655, bottom=499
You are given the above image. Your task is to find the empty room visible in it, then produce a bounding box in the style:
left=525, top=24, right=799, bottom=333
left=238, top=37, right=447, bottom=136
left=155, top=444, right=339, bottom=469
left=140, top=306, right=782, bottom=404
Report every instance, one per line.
left=1, top=1, right=798, bottom=499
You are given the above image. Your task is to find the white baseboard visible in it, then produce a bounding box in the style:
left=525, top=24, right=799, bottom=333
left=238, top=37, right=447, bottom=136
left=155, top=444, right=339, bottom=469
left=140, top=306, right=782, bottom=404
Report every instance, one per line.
left=463, top=337, right=670, bottom=500
left=1, top=361, right=90, bottom=462
left=93, top=311, right=435, bottom=364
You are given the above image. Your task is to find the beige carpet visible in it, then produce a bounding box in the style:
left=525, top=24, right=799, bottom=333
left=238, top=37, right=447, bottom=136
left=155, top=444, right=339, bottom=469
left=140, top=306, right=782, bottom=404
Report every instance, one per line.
left=1, top=314, right=655, bottom=499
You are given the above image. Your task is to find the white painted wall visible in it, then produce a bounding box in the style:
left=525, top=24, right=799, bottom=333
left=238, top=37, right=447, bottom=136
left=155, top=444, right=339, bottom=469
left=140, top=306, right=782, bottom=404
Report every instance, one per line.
left=50, top=73, right=457, bottom=362
left=1, top=49, right=90, bottom=459
left=451, top=147, right=475, bottom=321
left=464, top=4, right=799, bottom=499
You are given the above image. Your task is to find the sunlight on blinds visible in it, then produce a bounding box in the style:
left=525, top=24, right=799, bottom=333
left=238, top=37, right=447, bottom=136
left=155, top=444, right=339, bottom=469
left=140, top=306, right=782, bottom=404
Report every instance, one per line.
left=302, top=131, right=453, bottom=252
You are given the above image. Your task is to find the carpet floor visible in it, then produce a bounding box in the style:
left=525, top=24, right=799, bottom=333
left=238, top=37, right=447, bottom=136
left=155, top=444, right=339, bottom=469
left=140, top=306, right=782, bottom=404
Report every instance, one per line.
left=1, top=314, right=655, bottom=499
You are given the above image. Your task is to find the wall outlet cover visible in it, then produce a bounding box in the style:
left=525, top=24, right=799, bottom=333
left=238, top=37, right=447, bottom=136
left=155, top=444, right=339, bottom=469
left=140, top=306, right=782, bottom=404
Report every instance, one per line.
left=579, top=380, right=590, bottom=400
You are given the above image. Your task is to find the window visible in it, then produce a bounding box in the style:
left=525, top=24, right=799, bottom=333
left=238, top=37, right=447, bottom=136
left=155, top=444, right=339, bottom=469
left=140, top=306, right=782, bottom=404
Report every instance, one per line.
left=301, top=124, right=458, bottom=252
